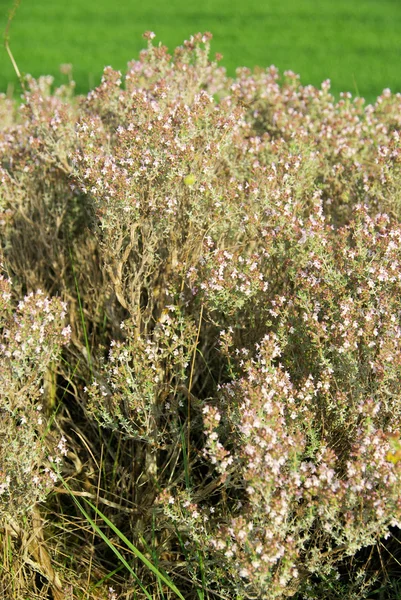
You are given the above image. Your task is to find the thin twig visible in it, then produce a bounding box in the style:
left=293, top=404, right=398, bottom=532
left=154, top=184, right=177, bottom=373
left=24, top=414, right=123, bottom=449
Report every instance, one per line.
left=187, top=303, right=204, bottom=472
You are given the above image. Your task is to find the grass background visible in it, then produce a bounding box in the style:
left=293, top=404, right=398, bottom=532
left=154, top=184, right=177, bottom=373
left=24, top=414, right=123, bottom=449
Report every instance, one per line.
left=1, top=0, right=401, bottom=103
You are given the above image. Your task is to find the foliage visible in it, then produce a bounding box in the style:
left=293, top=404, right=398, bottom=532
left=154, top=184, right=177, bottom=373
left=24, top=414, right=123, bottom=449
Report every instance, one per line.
left=0, top=260, right=70, bottom=521
left=1, top=32, right=401, bottom=599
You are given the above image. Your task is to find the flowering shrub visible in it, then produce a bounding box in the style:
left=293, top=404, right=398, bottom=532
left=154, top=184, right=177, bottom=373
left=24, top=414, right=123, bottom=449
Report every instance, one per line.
left=0, top=261, right=70, bottom=520
left=195, top=331, right=401, bottom=598
left=86, top=312, right=197, bottom=444
left=1, top=31, right=401, bottom=598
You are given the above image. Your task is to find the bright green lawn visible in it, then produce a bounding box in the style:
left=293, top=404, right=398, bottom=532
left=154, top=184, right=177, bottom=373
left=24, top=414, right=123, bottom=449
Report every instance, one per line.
left=1, top=0, right=400, bottom=102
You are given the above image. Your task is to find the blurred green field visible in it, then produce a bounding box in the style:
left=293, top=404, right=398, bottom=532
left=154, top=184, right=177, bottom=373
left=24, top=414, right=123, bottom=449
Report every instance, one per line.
left=1, top=0, right=400, bottom=102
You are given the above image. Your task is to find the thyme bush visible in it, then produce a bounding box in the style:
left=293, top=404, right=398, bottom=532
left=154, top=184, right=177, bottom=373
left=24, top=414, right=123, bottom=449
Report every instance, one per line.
left=0, top=260, right=69, bottom=519
left=1, top=32, right=401, bottom=599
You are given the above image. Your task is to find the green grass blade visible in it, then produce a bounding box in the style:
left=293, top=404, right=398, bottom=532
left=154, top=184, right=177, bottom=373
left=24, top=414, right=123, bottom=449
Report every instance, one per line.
left=60, top=478, right=153, bottom=600
left=60, top=476, right=185, bottom=600
left=83, top=498, right=186, bottom=600
left=180, top=425, right=191, bottom=489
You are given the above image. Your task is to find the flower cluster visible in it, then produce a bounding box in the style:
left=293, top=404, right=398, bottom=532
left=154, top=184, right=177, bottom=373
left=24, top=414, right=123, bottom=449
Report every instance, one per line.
left=0, top=263, right=70, bottom=520
left=192, top=334, right=401, bottom=597
left=86, top=311, right=196, bottom=442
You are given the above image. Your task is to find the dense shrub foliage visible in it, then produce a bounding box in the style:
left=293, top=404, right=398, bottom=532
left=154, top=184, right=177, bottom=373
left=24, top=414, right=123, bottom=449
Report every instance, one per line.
left=0, top=265, right=69, bottom=520
left=1, top=32, right=401, bottom=599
